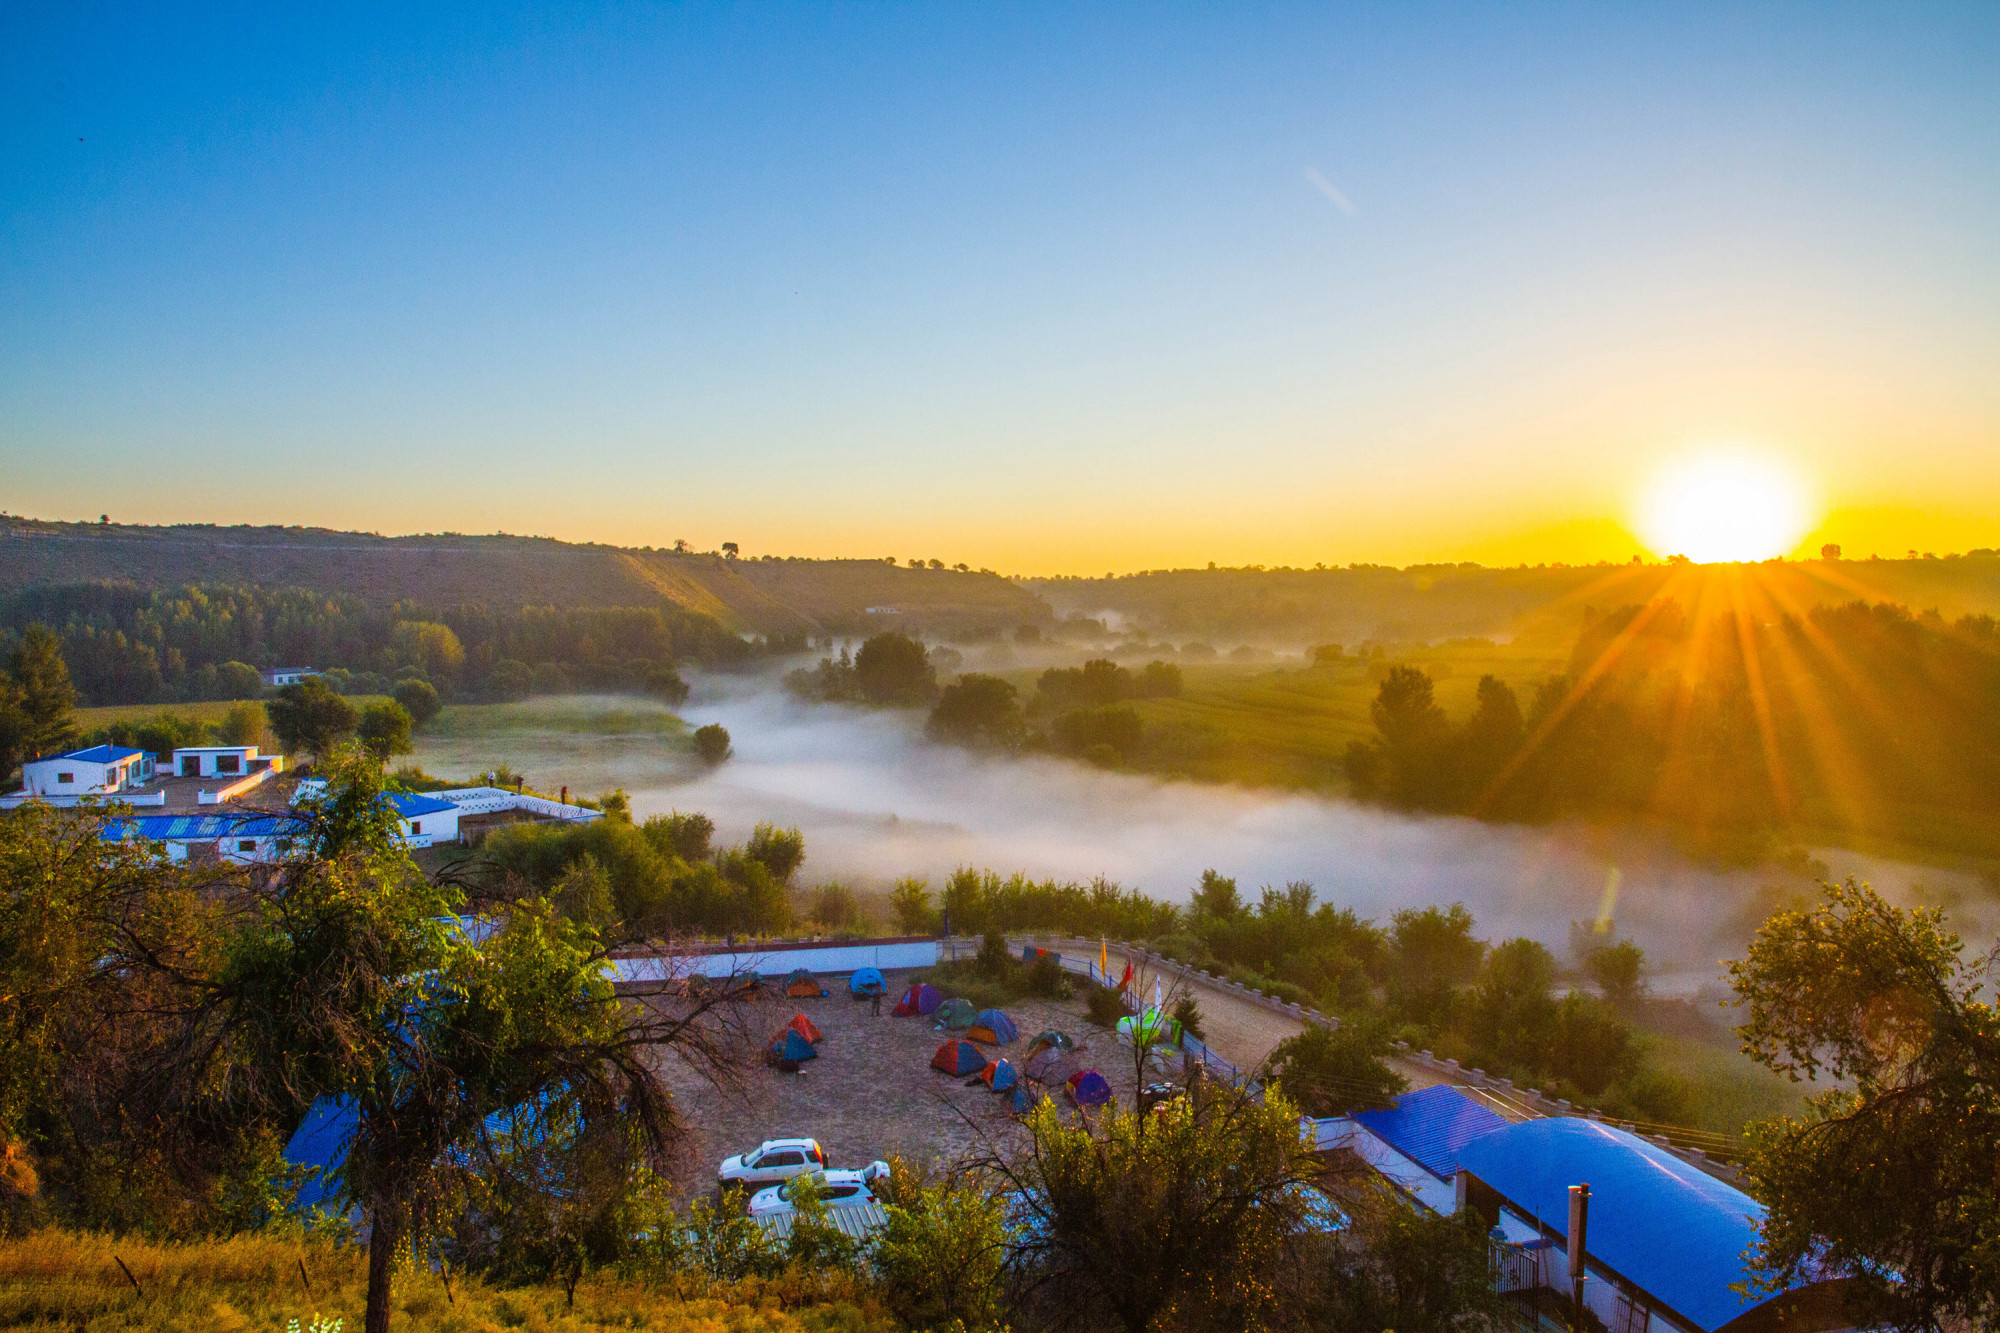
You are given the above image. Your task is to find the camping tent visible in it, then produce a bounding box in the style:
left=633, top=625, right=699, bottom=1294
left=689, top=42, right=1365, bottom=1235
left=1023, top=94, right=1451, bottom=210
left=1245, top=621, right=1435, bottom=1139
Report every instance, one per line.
left=1117, top=1007, right=1180, bottom=1049
left=766, top=1029, right=819, bottom=1068
left=893, top=982, right=943, bottom=1017
left=785, top=968, right=829, bottom=998
left=969, top=1008, right=1019, bottom=1045
left=1065, top=1069, right=1113, bottom=1108
left=1011, top=1082, right=1039, bottom=1115
left=849, top=966, right=887, bottom=997
left=1024, top=1029, right=1073, bottom=1059
left=1020, top=944, right=1062, bottom=966
left=786, top=1013, right=824, bottom=1045
left=1025, top=1047, right=1077, bottom=1084
left=934, top=998, right=976, bottom=1031
left=979, top=1059, right=1019, bottom=1092
left=932, top=1039, right=986, bottom=1076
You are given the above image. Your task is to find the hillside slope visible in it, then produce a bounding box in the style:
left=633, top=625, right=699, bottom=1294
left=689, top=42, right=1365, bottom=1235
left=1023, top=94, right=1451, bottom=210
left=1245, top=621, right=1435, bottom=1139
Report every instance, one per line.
left=0, top=518, right=1045, bottom=635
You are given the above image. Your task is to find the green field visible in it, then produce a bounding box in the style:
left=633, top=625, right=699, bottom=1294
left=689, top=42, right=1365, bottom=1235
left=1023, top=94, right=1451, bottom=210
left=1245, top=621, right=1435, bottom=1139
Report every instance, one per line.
left=424, top=694, right=689, bottom=740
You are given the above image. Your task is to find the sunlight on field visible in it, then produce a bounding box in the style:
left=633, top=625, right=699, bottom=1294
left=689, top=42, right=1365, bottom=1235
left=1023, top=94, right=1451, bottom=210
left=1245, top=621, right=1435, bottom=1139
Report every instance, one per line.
left=410, top=693, right=696, bottom=795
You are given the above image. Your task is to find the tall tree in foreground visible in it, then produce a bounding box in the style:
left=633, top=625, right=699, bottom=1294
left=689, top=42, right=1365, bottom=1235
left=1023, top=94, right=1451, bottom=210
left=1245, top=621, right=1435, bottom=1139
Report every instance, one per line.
left=184, top=750, right=743, bottom=1333
left=988, top=1085, right=1323, bottom=1332
left=10, top=626, right=79, bottom=759
left=1729, top=878, right=2000, bottom=1332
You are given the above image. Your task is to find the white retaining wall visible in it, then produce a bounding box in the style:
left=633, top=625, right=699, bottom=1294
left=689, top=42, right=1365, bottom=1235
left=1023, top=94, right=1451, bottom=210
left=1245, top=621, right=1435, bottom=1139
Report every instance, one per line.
left=609, top=937, right=941, bottom=984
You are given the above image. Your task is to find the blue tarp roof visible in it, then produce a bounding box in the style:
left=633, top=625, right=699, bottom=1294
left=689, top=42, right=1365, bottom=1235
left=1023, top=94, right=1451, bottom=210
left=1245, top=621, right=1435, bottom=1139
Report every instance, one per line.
left=285, top=1097, right=358, bottom=1211
left=102, top=813, right=307, bottom=841
left=1457, top=1117, right=1773, bottom=1332
left=47, top=745, right=146, bottom=764
left=1352, top=1084, right=1508, bottom=1182
left=386, top=792, right=457, bottom=818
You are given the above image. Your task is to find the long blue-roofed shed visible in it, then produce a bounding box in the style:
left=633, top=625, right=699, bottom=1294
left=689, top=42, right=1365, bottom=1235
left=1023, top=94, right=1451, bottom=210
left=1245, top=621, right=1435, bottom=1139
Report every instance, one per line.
left=1458, top=1117, right=1863, bottom=1333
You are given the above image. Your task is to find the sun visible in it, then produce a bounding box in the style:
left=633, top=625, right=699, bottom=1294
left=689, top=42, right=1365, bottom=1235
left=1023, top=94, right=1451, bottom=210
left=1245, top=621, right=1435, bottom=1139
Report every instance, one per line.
left=1637, top=451, right=1813, bottom=563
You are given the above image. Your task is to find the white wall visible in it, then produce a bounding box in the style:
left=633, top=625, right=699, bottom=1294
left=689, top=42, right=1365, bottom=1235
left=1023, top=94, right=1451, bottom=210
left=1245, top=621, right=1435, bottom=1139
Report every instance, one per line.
left=22, top=756, right=116, bottom=796
left=610, top=938, right=941, bottom=984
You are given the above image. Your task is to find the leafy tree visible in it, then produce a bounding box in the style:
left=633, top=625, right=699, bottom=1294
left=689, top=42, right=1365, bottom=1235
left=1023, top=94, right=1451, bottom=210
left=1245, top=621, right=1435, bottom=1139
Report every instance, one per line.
left=1051, top=704, right=1143, bottom=759
left=1468, top=938, right=1560, bottom=1072
left=392, top=679, right=443, bottom=728
left=806, top=881, right=861, bottom=931
left=1389, top=903, right=1484, bottom=1021
left=486, top=658, right=533, bottom=702
left=1312, top=1193, right=1511, bottom=1333
left=0, top=675, right=28, bottom=788
left=642, top=811, right=714, bottom=863
left=891, top=877, right=932, bottom=935
left=990, top=1087, right=1323, bottom=1333
left=191, top=752, right=732, bottom=1333
left=266, top=677, right=359, bottom=761
left=745, top=821, right=805, bottom=885
left=1135, top=660, right=1182, bottom=698
left=356, top=700, right=414, bottom=763
left=391, top=620, right=465, bottom=680
left=927, top=673, right=1027, bottom=749
left=213, top=660, right=265, bottom=699
left=1728, top=878, right=2000, bottom=1331
left=1268, top=1021, right=1408, bottom=1116
left=873, top=1178, right=1013, bottom=1329
left=1191, top=868, right=1242, bottom=920
left=853, top=631, right=936, bottom=705
left=642, top=663, right=689, bottom=704
left=10, top=627, right=78, bottom=759
left=212, top=701, right=267, bottom=746
left=692, top=723, right=731, bottom=764
left=1584, top=938, right=1646, bottom=1006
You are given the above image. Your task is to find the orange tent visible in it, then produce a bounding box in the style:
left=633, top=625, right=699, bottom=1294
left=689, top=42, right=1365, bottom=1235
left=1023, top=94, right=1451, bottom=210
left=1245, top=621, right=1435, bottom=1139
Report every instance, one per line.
left=786, top=1013, right=824, bottom=1045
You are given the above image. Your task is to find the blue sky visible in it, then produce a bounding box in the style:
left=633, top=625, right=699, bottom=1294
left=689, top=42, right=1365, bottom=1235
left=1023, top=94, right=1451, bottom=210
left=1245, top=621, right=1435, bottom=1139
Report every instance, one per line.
left=4, top=3, right=1996, bottom=570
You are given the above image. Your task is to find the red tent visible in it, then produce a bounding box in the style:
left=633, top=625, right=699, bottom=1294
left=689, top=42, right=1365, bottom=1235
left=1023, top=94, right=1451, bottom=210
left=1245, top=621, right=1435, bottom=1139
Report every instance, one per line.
left=786, top=1013, right=824, bottom=1044
left=893, top=982, right=943, bottom=1017
left=931, top=1039, right=985, bottom=1076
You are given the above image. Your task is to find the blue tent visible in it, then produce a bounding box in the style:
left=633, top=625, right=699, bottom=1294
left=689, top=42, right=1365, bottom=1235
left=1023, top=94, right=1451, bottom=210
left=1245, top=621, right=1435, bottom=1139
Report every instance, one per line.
left=932, top=1039, right=986, bottom=1076
left=980, top=1059, right=1018, bottom=1092
left=849, top=966, right=887, bottom=997
left=969, top=1008, right=1019, bottom=1045
left=1065, top=1069, right=1113, bottom=1108
left=767, top=1028, right=819, bottom=1067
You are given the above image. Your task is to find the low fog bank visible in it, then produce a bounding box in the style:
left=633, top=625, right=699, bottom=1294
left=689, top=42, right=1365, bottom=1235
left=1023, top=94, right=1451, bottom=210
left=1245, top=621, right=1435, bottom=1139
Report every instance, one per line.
left=633, top=671, right=1991, bottom=993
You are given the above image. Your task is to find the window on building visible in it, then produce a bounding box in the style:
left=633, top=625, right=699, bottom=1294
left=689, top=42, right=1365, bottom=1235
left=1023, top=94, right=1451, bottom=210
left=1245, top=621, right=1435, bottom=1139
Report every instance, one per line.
left=216, top=754, right=240, bottom=774
left=410, top=820, right=422, bottom=834
left=57, top=772, right=74, bottom=784
left=237, top=839, right=256, bottom=853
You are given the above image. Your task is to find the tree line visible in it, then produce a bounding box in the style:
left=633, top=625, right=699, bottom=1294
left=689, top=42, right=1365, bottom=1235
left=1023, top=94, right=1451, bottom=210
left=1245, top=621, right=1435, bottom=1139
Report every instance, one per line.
left=0, top=582, right=785, bottom=707
left=1345, top=597, right=2000, bottom=860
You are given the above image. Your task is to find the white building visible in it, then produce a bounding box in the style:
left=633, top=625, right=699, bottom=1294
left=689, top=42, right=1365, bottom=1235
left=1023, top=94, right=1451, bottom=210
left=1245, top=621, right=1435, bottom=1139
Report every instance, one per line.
left=260, top=667, right=320, bottom=687
left=13, top=745, right=154, bottom=801
left=166, top=745, right=282, bottom=779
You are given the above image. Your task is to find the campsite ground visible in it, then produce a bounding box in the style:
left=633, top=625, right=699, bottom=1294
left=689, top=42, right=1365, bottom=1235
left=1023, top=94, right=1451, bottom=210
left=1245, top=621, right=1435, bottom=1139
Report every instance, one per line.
left=653, top=972, right=1163, bottom=1195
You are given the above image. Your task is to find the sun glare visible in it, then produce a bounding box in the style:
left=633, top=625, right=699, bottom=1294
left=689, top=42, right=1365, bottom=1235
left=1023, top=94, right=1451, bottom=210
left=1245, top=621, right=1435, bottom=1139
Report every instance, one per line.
left=1637, top=452, right=1812, bottom=563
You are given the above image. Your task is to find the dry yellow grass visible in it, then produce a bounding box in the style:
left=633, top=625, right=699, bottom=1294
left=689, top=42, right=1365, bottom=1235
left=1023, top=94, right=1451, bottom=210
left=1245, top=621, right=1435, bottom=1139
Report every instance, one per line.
left=0, top=1231, right=897, bottom=1333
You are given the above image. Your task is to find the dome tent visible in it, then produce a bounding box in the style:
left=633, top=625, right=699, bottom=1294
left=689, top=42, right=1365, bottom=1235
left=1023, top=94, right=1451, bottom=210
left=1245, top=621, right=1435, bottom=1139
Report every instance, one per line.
left=1025, top=1047, right=1077, bottom=1084
left=1065, top=1069, right=1112, bottom=1108
left=932, top=1039, right=986, bottom=1076
left=784, top=968, right=828, bottom=998
left=786, top=1013, right=824, bottom=1045
left=934, top=997, right=976, bottom=1031
left=766, top=1028, right=819, bottom=1068
left=849, top=966, right=887, bottom=997
left=1024, top=1029, right=1073, bottom=1059
left=979, top=1059, right=1018, bottom=1092
left=893, top=982, right=943, bottom=1016
left=1117, top=1007, right=1180, bottom=1049
left=969, top=1009, right=1019, bottom=1045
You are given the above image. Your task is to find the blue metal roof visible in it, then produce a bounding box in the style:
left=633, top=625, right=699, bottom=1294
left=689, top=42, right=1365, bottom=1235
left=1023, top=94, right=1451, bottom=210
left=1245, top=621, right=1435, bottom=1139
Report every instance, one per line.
left=1457, top=1117, right=1771, bottom=1332
left=103, top=813, right=308, bottom=841
left=46, top=745, right=146, bottom=764
left=1352, top=1084, right=1508, bottom=1182
left=386, top=792, right=457, bottom=818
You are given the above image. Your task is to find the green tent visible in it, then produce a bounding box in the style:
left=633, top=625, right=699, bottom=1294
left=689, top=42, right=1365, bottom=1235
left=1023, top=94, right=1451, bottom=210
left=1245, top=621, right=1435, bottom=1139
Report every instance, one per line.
left=1117, top=1007, right=1181, bottom=1049
left=934, top=997, right=977, bottom=1031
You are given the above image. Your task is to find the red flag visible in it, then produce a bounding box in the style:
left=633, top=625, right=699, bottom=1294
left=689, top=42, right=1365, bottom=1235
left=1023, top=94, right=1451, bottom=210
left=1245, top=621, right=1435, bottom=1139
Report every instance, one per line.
left=1118, top=961, right=1133, bottom=992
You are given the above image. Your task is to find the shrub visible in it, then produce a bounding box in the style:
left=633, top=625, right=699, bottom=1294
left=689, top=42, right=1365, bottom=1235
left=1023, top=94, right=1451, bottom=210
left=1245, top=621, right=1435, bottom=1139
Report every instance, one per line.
left=1085, top=983, right=1129, bottom=1029
left=873, top=1181, right=1012, bottom=1329
left=1267, top=1022, right=1407, bottom=1117
left=692, top=723, right=732, bottom=764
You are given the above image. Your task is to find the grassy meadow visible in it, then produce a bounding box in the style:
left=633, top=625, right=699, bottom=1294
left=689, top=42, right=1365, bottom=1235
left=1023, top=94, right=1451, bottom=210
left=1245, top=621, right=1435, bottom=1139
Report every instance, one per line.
left=0, top=1230, right=894, bottom=1333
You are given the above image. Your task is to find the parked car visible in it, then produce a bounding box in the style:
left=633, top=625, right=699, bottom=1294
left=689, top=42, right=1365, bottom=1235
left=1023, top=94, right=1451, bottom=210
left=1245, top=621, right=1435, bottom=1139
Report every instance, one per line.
left=746, top=1164, right=889, bottom=1219
left=718, top=1138, right=828, bottom=1188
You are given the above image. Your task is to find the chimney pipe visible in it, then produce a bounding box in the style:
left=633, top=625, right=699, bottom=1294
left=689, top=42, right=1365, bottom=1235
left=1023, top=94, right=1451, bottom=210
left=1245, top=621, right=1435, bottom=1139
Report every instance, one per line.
left=1568, top=1183, right=1591, bottom=1320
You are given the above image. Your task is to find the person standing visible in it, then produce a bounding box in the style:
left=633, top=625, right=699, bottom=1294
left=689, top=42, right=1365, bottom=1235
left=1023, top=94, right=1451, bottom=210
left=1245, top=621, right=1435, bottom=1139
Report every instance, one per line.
left=871, top=989, right=883, bottom=1017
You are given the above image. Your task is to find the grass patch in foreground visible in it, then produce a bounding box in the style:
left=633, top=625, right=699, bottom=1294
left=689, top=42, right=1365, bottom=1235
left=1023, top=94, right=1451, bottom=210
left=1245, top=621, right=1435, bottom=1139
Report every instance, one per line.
left=0, top=1230, right=894, bottom=1333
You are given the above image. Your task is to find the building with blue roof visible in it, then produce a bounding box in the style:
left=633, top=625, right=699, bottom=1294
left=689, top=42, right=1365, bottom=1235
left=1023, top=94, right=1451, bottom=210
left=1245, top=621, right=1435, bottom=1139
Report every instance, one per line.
left=1354, top=1083, right=1510, bottom=1182
left=9, top=745, right=154, bottom=805
left=1458, top=1117, right=1864, bottom=1333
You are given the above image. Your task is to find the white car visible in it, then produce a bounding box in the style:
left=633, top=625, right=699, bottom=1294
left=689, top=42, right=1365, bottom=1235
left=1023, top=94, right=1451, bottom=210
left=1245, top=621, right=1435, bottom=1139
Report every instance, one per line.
left=718, top=1138, right=828, bottom=1188
left=747, top=1165, right=890, bottom=1219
